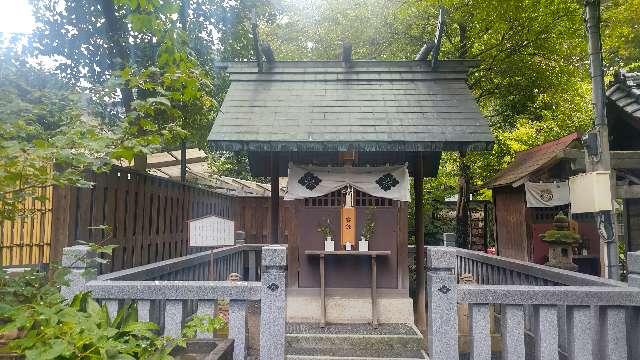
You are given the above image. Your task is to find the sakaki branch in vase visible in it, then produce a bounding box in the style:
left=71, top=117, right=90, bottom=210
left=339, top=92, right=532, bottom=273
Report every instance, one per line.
left=318, top=218, right=334, bottom=251
left=360, top=207, right=376, bottom=251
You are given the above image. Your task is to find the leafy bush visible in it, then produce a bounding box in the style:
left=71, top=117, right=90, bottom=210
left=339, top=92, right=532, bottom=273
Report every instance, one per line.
left=0, top=268, right=225, bottom=359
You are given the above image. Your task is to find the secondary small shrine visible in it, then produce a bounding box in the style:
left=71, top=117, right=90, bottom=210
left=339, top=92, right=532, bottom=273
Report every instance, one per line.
left=208, top=54, right=493, bottom=326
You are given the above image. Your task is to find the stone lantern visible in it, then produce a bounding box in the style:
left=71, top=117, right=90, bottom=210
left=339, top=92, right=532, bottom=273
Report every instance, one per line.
left=540, top=212, right=580, bottom=271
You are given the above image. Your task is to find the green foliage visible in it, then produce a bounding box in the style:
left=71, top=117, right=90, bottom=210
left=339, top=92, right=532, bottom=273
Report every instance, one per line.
left=361, top=207, right=376, bottom=241
left=602, top=0, right=640, bottom=71
left=113, top=0, right=219, bottom=150
left=408, top=152, right=458, bottom=243
left=207, top=151, right=264, bottom=181
left=260, top=0, right=639, bottom=201
left=317, top=218, right=333, bottom=238
left=0, top=53, right=151, bottom=221
left=29, top=0, right=279, bottom=154
left=540, top=230, right=581, bottom=245
left=0, top=262, right=225, bottom=359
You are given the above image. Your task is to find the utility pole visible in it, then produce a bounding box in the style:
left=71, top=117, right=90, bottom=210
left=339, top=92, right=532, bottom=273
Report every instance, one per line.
left=584, top=0, right=619, bottom=280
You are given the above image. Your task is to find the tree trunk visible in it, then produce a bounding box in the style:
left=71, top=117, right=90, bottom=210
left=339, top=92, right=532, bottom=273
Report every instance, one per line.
left=100, top=0, right=133, bottom=111
left=458, top=22, right=469, bottom=59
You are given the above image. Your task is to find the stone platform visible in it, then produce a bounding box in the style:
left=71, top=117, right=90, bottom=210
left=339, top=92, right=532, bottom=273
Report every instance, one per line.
left=285, top=322, right=427, bottom=359
left=286, top=288, right=414, bottom=324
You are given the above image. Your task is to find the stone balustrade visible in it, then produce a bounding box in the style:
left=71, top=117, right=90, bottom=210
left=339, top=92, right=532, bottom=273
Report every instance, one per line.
left=61, top=243, right=285, bottom=360
left=455, top=247, right=626, bottom=287
left=426, top=246, right=640, bottom=360
left=97, top=244, right=264, bottom=282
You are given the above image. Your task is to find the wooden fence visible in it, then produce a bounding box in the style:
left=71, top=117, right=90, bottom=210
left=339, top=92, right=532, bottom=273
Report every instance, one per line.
left=1, top=187, right=53, bottom=268
left=2, top=166, right=233, bottom=273
left=232, top=197, right=297, bottom=244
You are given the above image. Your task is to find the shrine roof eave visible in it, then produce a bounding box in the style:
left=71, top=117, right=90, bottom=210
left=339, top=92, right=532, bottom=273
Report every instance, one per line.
left=207, top=140, right=493, bottom=153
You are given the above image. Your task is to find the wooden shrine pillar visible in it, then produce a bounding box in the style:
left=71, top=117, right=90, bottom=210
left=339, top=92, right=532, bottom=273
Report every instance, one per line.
left=271, top=152, right=280, bottom=244
left=414, top=152, right=427, bottom=334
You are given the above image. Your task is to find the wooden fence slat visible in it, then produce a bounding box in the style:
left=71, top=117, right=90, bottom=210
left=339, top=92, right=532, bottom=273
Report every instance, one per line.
left=75, top=173, right=95, bottom=244
left=91, top=173, right=106, bottom=244
left=49, top=186, right=71, bottom=266
left=157, top=181, right=167, bottom=260
left=149, top=178, right=159, bottom=263
left=124, top=169, right=137, bottom=269
left=134, top=173, right=146, bottom=267
left=115, top=170, right=128, bottom=269
left=103, top=171, right=119, bottom=272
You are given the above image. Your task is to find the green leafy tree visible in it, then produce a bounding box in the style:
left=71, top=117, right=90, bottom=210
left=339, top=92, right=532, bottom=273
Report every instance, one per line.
left=0, top=51, right=150, bottom=221
left=260, top=0, right=639, bottom=189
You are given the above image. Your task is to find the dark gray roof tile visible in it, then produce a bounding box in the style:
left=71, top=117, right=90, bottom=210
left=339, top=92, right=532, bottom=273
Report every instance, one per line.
left=208, top=60, right=493, bottom=152
left=608, top=70, right=640, bottom=121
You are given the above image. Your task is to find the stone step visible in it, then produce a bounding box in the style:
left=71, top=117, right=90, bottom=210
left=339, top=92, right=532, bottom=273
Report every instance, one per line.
left=286, top=323, right=425, bottom=359
left=286, top=354, right=428, bottom=360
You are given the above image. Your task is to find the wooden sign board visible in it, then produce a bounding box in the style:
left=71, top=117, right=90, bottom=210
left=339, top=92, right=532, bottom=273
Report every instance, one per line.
left=340, top=207, right=356, bottom=247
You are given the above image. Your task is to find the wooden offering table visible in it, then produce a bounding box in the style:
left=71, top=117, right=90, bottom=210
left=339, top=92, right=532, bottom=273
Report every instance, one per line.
left=305, top=250, right=391, bottom=327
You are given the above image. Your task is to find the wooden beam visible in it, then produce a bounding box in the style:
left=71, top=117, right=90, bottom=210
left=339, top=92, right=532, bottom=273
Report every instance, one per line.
left=415, top=41, right=435, bottom=61
left=431, top=7, right=447, bottom=69
left=342, top=42, right=352, bottom=67
left=611, top=151, right=640, bottom=169
left=147, top=155, right=208, bottom=169
left=559, top=149, right=640, bottom=170
left=617, top=185, right=640, bottom=199
left=250, top=9, right=263, bottom=73
left=270, top=152, right=279, bottom=244
left=414, top=152, right=427, bottom=335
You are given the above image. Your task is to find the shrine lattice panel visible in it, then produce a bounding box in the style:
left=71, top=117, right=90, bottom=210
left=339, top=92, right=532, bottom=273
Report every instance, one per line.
left=303, top=189, right=393, bottom=208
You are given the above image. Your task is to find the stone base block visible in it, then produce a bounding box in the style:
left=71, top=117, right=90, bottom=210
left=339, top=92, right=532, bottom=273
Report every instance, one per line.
left=286, top=288, right=414, bottom=324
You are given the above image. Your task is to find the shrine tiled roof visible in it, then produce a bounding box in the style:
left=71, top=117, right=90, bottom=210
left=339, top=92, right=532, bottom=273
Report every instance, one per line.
left=207, top=60, right=493, bottom=153
left=607, top=70, right=640, bottom=121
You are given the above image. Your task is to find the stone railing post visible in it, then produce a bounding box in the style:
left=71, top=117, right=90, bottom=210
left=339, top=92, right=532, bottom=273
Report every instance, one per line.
left=627, top=251, right=640, bottom=359
left=260, top=244, right=287, bottom=359
left=60, top=245, right=97, bottom=300
left=628, top=251, right=640, bottom=288
left=426, top=246, right=458, bottom=360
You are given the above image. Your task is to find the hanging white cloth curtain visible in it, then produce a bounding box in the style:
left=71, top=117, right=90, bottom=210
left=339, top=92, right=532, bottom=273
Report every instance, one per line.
left=525, top=181, right=570, bottom=207
left=285, top=163, right=410, bottom=201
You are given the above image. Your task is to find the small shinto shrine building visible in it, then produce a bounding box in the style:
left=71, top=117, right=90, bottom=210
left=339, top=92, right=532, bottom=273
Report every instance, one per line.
left=208, top=59, right=493, bottom=325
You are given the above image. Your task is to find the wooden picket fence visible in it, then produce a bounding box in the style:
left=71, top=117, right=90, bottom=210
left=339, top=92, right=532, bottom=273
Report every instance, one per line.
left=1, top=166, right=233, bottom=273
